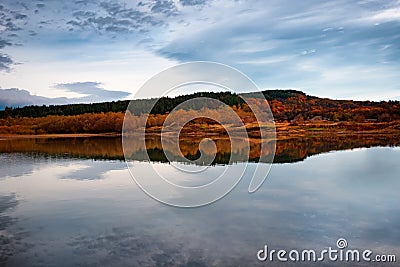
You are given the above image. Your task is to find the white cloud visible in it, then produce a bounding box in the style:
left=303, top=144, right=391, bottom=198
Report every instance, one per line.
left=300, top=49, right=316, bottom=55
left=368, top=7, right=400, bottom=22
left=0, top=44, right=177, bottom=99
left=292, top=57, right=400, bottom=100
left=0, top=0, right=399, bottom=102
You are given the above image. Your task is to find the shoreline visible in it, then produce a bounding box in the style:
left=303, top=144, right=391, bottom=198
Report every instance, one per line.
left=0, top=131, right=399, bottom=164
left=1, top=121, right=400, bottom=139
left=1, top=130, right=399, bottom=140
left=0, top=133, right=122, bottom=139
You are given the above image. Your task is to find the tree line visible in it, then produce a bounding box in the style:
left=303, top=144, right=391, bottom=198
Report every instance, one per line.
left=0, top=90, right=399, bottom=123
left=0, top=92, right=243, bottom=118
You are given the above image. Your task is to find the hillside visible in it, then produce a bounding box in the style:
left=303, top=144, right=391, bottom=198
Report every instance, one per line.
left=1, top=90, right=399, bottom=123
left=0, top=90, right=399, bottom=135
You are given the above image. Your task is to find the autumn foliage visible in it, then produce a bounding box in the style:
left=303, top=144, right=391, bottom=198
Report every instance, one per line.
left=0, top=112, right=124, bottom=134
left=1, top=90, right=400, bottom=135
left=268, top=93, right=400, bottom=122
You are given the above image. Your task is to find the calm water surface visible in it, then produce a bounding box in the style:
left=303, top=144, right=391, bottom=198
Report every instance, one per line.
left=0, top=138, right=399, bottom=266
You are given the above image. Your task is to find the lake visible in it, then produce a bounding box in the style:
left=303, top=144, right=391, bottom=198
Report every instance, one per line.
left=0, top=136, right=399, bottom=266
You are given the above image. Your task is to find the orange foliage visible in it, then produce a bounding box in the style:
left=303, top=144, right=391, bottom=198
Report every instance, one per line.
left=0, top=112, right=124, bottom=134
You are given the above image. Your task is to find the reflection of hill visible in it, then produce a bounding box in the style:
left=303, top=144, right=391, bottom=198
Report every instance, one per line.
left=274, top=134, right=400, bottom=163
left=0, top=137, right=124, bottom=160
left=0, top=134, right=399, bottom=164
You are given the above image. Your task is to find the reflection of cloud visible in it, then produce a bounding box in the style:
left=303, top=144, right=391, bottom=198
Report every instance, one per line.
left=0, top=194, right=31, bottom=264
left=264, top=148, right=400, bottom=248
left=0, top=149, right=126, bottom=180
left=0, top=152, right=125, bottom=181
left=0, top=153, right=37, bottom=179
left=62, top=161, right=126, bottom=181
left=0, top=154, right=126, bottom=189
left=68, top=227, right=211, bottom=266
left=0, top=147, right=399, bottom=265
left=0, top=194, right=18, bottom=216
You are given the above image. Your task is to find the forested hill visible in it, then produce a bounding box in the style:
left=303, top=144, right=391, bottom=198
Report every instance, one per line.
left=1, top=90, right=399, bottom=122
left=0, top=91, right=243, bottom=118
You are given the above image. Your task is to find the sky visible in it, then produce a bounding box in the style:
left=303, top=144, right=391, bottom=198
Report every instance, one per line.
left=0, top=0, right=399, bottom=108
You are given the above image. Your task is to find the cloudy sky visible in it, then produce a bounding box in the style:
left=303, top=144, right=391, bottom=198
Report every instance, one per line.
left=0, top=0, right=399, bottom=108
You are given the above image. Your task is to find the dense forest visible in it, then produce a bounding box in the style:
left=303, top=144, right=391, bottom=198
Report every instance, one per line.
left=1, top=90, right=399, bottom=123
left=0, top=92, right=243, bottom=118
left=0, top=90, right=399, bottom=135
left=262, top=90, right=400, bottom=122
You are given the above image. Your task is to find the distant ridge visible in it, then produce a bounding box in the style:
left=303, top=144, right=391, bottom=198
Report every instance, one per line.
left=1, top=90, right=399, bottom=122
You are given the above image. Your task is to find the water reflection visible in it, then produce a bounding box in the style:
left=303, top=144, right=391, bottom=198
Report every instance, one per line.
left=0, top=133, right=399, bottom=164
left=0, top=148, right=399, bottom=266
left=0, top=194, right=27, bottom=264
